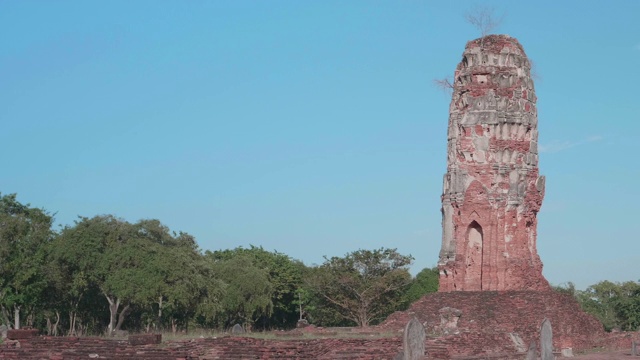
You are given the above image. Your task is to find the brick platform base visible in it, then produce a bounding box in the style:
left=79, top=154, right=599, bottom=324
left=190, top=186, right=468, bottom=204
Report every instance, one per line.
left=379, top=290, right=638, bottom=356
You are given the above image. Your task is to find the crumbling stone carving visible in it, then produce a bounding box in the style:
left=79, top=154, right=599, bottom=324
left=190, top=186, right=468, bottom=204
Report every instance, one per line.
left=509, top=332, right=527, bottom=353
left=438, top=35, right=550, bottom=291
left=231, top=323, right=245, bottom=334
left=435, top=307, right=461, bottom=335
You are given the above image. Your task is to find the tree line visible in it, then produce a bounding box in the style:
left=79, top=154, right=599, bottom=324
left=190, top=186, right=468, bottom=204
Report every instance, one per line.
left=554, top=280, right=640, bottom=332
left=4, top=193, right=639, bottom=335
left=0, top=193, right=439, bottom=336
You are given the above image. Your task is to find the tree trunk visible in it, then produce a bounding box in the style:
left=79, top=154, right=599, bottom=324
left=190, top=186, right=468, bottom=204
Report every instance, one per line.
left=77, top=319, right=84, bottom=336
left=26, top=311, right=34, bottom=328
left=298, top=292, right=303, bottom=320
left=105, top=293, right=119, bottom=336
left=13, top=305, right=20, bottom=330
left=71, top=311, right=77, bottom=336
left=68, top=297, right=83, bottom=336
left=53, top=311, right=60, bottom=336
left=68, top=311, right=75, bottom=336
left=184, top=311, right=189, bottom=334
left=114, top=304, right=130, bottom=331
left=1, top=306, right=12, bottom=329
left=67, top=297, right=80, bottom=335
left=156, top=296, right=163, bottom=331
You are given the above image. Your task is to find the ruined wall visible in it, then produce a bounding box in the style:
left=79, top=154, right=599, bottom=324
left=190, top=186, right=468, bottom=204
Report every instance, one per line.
left=439, top=35, right=549, bottom=291
left=0, top=335, right=404, bottom=360
left=379, top=291, right=612, bottom=354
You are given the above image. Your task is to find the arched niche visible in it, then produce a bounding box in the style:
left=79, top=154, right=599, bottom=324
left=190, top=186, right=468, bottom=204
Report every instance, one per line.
left=465, top=220, right=484, bottom=290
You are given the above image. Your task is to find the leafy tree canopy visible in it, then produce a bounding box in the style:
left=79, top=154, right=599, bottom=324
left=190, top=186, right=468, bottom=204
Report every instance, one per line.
left=307, top=247, right=413, bottom=327
left=206, top=245, right=305, bottom=329
left=0, top=193, right=53, bottom=329
left=402, top=266, right=439, bottom=308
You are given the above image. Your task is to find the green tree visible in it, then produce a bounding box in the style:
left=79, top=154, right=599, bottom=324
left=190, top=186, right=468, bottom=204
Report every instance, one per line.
left=307, top=248, right=413, bottom=327
left=578, top=280, right=623, bottom=331
left=572, top=280, right=640, bottom=332
left=613, top=281, right=640, bottom=331
left=49, top=216, right=112, bottom=335
left=401, top=267, right=439, bottom=308
left=53, top=216, right=179, bottom=335
left=70, top=215, right=140, bottom=335
left=0, top=193, right=53, bottom=329
left=209, top=255, right=273, bottom=331
left=292, top=287, right=315, bottom=321
left=51, top=215, right=225, bottom=335
left=207, top=246, right=305, bottom=329
left=552, top=282, right=577, bottom=297
left=144, top=228, right=225, bottom=334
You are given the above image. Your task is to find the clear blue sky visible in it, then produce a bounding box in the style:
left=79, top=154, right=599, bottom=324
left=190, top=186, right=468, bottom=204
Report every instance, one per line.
left=2, top=1, right=639, bottom=289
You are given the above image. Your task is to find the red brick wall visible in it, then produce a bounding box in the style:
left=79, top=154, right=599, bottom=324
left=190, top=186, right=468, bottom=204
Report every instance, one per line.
left=380, top=290, right=613, bottom=354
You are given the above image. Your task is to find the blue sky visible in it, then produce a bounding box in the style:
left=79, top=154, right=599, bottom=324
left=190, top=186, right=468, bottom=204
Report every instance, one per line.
left=2, top=1, right=639, bottom=289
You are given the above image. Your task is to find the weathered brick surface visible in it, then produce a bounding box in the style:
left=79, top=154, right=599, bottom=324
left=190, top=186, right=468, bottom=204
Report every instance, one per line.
left=6, top=329, right=38, bottom=340
left=439, top=35, right=549, bottom=292
left=0, top=336, right=189, bottom=360
left=380, top=290, right=619, bottom=354
left=128, top=333, right=162, bottom=345
left=1, top=329, right=636, bottom=359
left=0, top=334, right=404, bottom=359
left=185, top=336, right=402, bottom=359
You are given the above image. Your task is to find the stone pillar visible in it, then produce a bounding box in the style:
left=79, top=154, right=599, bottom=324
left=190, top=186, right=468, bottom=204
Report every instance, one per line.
left=525, top=340, right=537, bottom=360
left=403, top=317, right=426, bottom=360
left=438, top=35, right=550, bottom=292
left=540, top=318, right=553, bottom=360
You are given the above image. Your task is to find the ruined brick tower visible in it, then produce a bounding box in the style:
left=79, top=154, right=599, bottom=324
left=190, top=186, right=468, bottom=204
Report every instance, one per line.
left=438, top=35, right=550, bottom=292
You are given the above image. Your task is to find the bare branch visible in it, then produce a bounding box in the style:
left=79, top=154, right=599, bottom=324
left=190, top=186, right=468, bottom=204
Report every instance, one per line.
left=529, top=59, right=542, bottom=82
left=465, top=6, right=503, bottom=38
left=433, top=77, right=454, bottom=94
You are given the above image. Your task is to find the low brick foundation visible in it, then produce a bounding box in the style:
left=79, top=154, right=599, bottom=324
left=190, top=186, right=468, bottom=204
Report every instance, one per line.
left=185, top=336, right=402, bottom=359
left=2, top=291, right=638, bottom=360
left=0, top=331, right=637, bottom=359
left=0, top=336, right=189, bottom=360
left=128, top=333, right=162, bottom=345
left=379, top=290, right=639, bottom=356
left=6, top=329, right=38, bottom=340
left=0, top=335, right=404, bottom=359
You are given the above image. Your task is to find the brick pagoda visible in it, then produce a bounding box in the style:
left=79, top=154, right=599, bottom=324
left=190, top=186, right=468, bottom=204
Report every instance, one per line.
left=438, top=34, right=549, bottom=292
